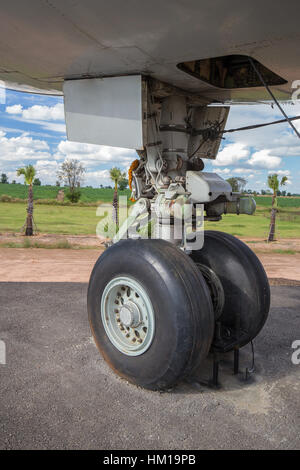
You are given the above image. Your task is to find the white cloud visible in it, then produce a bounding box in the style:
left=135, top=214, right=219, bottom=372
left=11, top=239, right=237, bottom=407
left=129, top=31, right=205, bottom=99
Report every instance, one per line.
left=88, top=169, right=110, bottom=179
left=267, top=169, right=290, bottom=176
left=35, top=159, right=60, bottom=171
left=0, top=128, right=135, bottom=186
left=223, top=103, right=300, bottom=159
left=40, top=122, right=66, bottom=133
left=232, top=168, right=259, bottom=174
left=5, top=103, right=66, bottom=134
left=213, top=143, right=250, bottom=166
left=6, top=104, right=23, bottom=115
left=54, top=140, right=136, bottom=167
left=32, top=160, right=60, bottom=184
left=6, top=103, right=64, bottom=121
left=85, top=170, right=112, bottom=187
left=248, top=149, right=281, bottom=169
left=212, top=167, right=231, bottom=175
left=0, top=131, right=50, bottom=163
left=213, top=166, right=258, bottom=183
left=213, top=142, right=281, bottom=171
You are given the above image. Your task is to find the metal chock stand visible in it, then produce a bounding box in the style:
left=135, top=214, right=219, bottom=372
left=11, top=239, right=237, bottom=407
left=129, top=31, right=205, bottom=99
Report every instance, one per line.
left=204, top=318, right=256, bottom=389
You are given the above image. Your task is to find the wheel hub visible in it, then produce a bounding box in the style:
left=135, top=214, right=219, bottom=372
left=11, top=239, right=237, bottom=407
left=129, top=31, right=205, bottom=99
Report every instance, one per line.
left=101, top=276, right=155, bottom=356
left=119, top=301, right=141, bottom=328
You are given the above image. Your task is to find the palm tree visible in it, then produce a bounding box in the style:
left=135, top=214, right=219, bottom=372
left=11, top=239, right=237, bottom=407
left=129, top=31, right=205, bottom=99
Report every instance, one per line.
left=17, top=164, right=36, bottom=236
left=267, top=173, right=288, bottom=242
left=109, top=167, right=126, bottom=227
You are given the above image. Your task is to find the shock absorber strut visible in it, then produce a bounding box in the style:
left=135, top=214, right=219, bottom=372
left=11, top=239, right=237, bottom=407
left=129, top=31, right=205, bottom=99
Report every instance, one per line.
left=159, top=95, right=189, bottom=181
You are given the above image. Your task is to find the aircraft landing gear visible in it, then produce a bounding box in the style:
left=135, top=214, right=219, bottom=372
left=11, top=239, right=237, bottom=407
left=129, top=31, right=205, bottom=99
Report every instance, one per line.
left=86, top=87, right=270, bottom=391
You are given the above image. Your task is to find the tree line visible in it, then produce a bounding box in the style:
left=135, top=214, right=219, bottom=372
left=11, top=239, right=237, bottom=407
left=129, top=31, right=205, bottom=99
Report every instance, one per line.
left=1, top=161, right=293, bottom=243
left=1, top=172, right=296, bottom=197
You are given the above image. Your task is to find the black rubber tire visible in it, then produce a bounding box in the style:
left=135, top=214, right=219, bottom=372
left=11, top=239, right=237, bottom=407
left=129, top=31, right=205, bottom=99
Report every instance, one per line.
left=88, top=238, right=214, bottom=390
left=190, top=231, right=270, bottom=348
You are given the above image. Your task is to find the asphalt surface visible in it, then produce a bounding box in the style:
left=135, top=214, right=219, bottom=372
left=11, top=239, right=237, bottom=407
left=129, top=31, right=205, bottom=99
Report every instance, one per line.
left=0, top=282, right=299, bottom=450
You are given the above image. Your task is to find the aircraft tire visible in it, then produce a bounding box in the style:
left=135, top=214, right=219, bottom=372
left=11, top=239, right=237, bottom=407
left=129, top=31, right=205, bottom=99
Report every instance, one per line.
left=190, top=231, right=270, bottom=349
left=88, top=238, right=214, bottom=390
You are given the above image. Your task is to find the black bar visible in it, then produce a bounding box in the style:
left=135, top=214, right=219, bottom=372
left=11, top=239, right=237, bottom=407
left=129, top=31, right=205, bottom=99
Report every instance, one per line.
left=234, top=348, right=239, bottom=375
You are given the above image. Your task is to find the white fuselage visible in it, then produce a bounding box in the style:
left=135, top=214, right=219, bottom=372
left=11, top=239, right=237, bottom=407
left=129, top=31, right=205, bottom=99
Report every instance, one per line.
left=0, top=0, right=299, bottom=102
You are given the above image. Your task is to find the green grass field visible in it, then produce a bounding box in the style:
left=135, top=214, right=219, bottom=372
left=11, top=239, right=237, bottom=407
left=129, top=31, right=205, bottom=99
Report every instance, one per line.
left=0, top=183, right=299, bottom=237
left=0, top=183, right=131, bottom=203
left=1, top=182, right=300, bottom=207
left=0, top=202, right=106, bottom=235
left=253, top=196, right=300, bottom=208
left=206, top=206, right=300, bottom=238
left=0, top=200, right=299, bottom=238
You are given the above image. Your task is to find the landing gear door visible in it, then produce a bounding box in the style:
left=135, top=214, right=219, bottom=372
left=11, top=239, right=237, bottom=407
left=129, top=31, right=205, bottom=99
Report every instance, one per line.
left=63, top=75, right=147, bottom=150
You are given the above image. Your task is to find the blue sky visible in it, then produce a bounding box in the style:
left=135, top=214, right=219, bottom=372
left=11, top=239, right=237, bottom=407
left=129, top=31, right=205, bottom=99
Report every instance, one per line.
left=0, top=87, right=300, bottom=193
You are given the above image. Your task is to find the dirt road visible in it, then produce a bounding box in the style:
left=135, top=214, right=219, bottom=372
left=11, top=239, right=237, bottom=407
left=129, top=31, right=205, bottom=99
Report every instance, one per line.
left=0, top=247, right=299, bottom=283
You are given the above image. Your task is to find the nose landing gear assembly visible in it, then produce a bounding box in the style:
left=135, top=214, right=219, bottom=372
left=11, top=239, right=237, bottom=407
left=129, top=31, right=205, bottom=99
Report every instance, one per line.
left=87, top=82, right=270, bottom=391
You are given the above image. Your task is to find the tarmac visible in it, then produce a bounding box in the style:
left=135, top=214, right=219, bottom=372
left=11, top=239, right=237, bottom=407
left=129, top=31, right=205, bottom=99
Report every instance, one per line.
left=0, top=282, right=299, bottom=449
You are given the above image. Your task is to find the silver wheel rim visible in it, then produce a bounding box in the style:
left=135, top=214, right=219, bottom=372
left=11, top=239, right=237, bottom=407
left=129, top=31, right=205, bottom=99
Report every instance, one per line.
left=101, top=276, right=155, bottom=356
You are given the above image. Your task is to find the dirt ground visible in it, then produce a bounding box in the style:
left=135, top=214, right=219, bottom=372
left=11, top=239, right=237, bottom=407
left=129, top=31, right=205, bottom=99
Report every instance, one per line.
left=0, top=241, right=300, bottom=283
left=240, top=237, right=300, bottom=253
left=1, top=232, right=300, bottom=252
left=0, top=232, right=105, bottom=249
